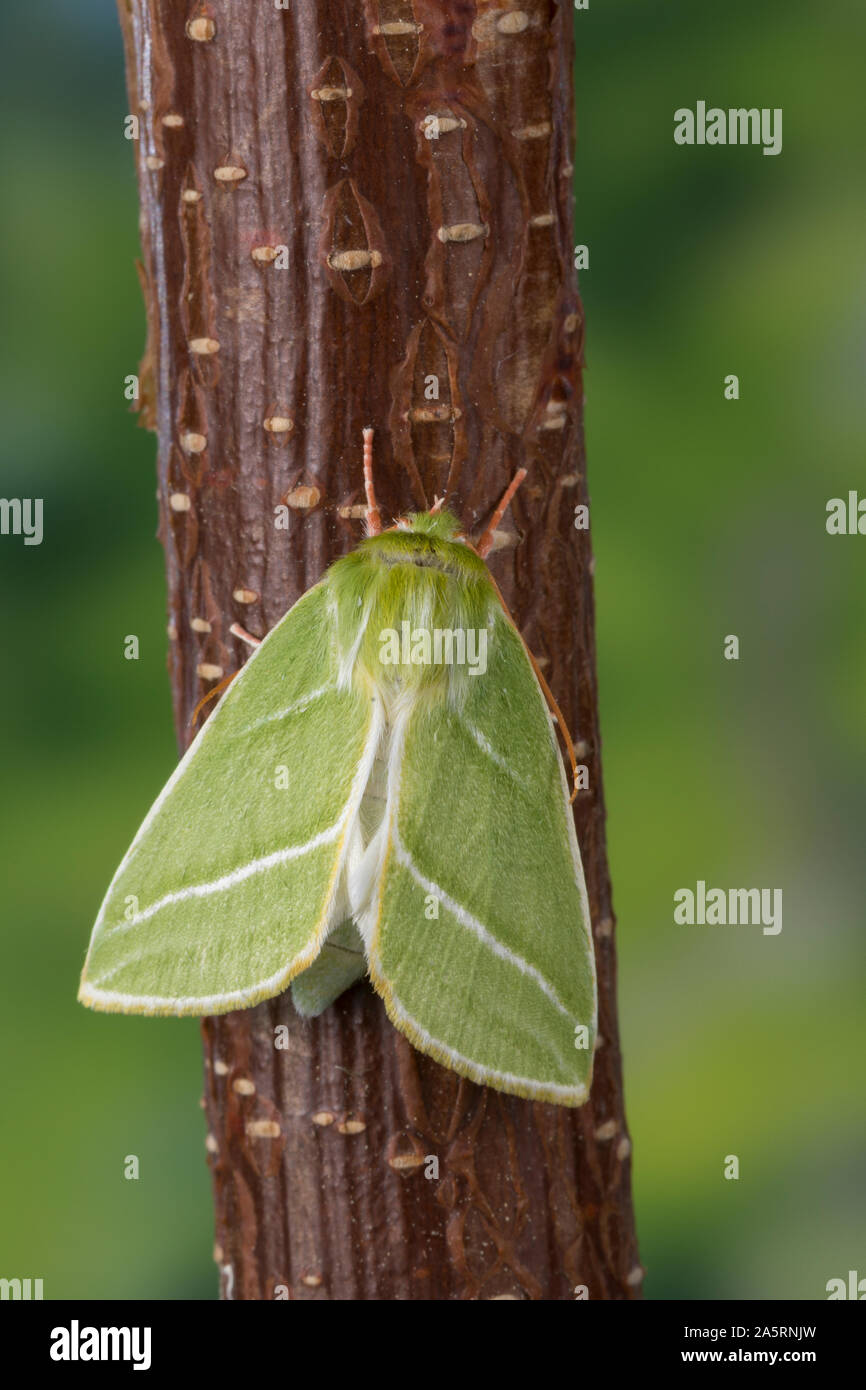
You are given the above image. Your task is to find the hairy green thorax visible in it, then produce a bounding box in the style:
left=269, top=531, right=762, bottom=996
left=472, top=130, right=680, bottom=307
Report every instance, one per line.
left=327, top=510, right=498, bottom=706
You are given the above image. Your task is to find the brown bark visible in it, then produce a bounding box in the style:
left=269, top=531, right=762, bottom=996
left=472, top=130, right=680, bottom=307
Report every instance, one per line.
left=117, top=0, right=641, bottom=1299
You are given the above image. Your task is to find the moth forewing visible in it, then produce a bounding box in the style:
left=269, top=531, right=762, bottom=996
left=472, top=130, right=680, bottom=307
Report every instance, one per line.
left=360, top=609, right=597, bottom=1106
left=78, top=584, right=380, bottom=1016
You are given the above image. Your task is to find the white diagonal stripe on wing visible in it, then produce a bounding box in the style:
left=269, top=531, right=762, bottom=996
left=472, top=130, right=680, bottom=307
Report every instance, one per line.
left=391, top=829, right=572, bottom=1019
left=103, top=819, right=344, bottom=940
left=457, top=713, right=525, bottom=785
left=243, top=682, right=334, bottom=735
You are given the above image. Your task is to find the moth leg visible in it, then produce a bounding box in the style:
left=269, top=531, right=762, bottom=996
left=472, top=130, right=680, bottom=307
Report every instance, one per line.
left=524, top=650, right=582, bottom=804
left=475, top=467, right=528, bottom=558
left=484, top=565, right=582, bottom=804
left=363, top=426, right=383, bottom=537
left=190, top=671, right=238, bottom=728
left=229, top=623, right=262, bottom=648
left=190, top=625, right=263, bottom=727
left=472, top=470, right=580, bottom=799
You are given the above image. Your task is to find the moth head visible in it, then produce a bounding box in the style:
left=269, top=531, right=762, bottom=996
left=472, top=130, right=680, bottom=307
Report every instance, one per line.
left=359, top=427, right=524, bottom=560
left=392, top=508, right=465, bottom=544
left=358, top=509, right=485, bottom=578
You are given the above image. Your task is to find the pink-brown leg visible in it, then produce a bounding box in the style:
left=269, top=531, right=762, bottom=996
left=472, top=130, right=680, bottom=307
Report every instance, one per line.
left=229, top=623, right=262, bottom=648
left=363, top=427, right=383, bottom=536
left=475, top=468, right=528, bottom=558
left=191, top=623, right=262, bottom=727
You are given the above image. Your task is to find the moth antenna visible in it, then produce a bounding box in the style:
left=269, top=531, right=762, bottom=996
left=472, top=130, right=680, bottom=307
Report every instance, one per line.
left=363, top=427, right=383, bottom=536
left=429, top=493, right=446, bottom=514
left=190, top=670, right=238, bottom=728
left=230, top=623, right=262, bottom=648
left=475, top=468, right=528, bottom=559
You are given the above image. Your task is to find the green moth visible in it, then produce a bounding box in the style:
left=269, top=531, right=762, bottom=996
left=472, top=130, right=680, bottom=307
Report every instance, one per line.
left=79, top=432, right=597, bottom=1106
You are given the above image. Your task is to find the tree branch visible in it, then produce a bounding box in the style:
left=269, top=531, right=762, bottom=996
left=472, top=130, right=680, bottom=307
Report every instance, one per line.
left=117, top=0, right=641, bottom=1299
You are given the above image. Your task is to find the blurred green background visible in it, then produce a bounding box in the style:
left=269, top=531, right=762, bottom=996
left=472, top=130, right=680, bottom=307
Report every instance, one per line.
left=1, top=1, right=863, bottom=1299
